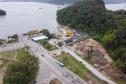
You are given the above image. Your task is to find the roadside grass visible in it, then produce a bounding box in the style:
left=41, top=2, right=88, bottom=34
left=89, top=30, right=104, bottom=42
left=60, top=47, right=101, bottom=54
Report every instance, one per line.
left=0, top=60, right=11, bottom=68
left=0, top=60, right=4, bottom=67
left=16, top=48, right=29, bottom=59
left=56, top=52, right=107, bottom=84
left=0, top=50, right=16, bottom=68
left=0, top=50, right=16, bottom=59
left=0, top=50, right=17, bottom=84
left=38, top=40, right=58, bottom=51
left=8, top=40, right=18, bottom=44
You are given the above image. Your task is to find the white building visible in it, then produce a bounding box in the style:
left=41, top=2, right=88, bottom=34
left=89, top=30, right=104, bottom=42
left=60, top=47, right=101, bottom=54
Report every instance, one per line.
left=32, top=35, right=48, bottom=41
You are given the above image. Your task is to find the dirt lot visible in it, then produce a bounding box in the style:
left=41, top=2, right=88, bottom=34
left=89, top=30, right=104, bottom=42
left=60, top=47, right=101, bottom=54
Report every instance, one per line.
left=70, top=38, right=126, bottom=83
left=0, top=68, right=6, bottom=84
left=49, top=78, right=62, bottom=84
left=0, top=50, right=17, bottom=84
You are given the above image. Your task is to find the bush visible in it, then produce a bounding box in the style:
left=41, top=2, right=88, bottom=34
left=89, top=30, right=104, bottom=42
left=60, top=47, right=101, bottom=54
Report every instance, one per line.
left=39, top=40, right=58, bottom=51
left=40, top=29, right=50, bottom=36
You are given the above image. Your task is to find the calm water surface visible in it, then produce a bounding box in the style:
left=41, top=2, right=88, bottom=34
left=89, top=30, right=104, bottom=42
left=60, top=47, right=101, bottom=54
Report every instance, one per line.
left=0, top=2, right=64, bottom=39
left=0, top=2, right=125, bottom=39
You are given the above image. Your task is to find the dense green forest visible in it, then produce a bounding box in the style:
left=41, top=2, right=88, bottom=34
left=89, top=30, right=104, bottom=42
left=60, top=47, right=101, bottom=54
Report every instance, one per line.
left=57, top=0, right=126, bottom=74
left=0, top=9, right=6, bottom=15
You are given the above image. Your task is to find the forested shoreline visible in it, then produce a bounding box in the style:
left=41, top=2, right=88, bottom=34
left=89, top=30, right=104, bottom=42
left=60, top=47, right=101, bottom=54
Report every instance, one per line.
left=57, top=0, right=126, bottom=74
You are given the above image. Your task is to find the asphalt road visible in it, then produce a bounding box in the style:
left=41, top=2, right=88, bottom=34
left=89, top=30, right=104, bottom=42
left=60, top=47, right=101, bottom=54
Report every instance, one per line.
left=20, top=35, right=87, bottom=84
left=0, top=35, right=115, bottom=84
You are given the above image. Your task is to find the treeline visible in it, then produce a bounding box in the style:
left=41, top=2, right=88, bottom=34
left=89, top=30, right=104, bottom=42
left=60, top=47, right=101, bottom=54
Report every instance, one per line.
left=57, top=0, right=126, bottom=73
left=44, top=0, right=78, bottom=4
left=3, top=48, right=39, bottom=84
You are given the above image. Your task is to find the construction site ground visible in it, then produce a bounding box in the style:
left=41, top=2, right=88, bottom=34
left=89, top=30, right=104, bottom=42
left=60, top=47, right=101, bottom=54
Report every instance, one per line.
left=68, top=38, right=126, bottom=84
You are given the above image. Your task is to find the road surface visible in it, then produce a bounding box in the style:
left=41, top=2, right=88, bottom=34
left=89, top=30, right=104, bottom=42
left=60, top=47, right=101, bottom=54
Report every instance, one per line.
left=20, top=36, right=87, bottom=84
left=1, top=35, right=115, bottom=84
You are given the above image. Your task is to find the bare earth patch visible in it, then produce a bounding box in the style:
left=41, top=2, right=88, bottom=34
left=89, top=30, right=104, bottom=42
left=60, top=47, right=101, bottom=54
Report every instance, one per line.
left=0, top=68, right=6, bottom=84
left=0, top=50, right=17, bottom=84
left=49, top=78, right=62, bottom=84
left=70, top=38, right=126, bottom=83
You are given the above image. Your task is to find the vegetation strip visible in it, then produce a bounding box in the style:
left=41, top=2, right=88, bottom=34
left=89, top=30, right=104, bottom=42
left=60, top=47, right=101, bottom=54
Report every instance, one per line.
left=38, top=40, right=58, bottom=51
left=56, top=52, right=107, bottom=84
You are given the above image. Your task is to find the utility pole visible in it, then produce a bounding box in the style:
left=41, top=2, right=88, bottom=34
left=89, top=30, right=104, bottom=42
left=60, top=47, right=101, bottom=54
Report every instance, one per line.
left=87, top=46, right=93, bottom=60
left=122, top=0, right=126, bottom=15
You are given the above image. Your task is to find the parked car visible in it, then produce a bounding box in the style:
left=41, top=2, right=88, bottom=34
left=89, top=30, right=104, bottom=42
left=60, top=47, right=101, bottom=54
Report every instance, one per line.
left=41, top=54, right=45, bottom=57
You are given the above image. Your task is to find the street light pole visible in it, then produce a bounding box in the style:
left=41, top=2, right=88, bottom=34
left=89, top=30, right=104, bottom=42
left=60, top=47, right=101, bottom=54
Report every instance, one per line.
left=122, top=0, right=126, bottom=15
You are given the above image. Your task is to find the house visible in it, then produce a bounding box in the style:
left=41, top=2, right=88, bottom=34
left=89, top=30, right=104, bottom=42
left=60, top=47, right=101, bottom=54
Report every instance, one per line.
left=32, top=35, right=48, bottom=41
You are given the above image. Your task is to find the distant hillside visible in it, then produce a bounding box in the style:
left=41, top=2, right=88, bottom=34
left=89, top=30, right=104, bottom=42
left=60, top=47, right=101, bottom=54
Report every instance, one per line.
left=0, top=9, right=6, bottom=15
left=38, top=0, right=79, bottom=4
left=104, top=0, right=125, bottom=4
left=1, top=0, right=125, bottom=4
left=57, top=0, right=126, bottom=74
left=1, top=0, right=79, bottom=4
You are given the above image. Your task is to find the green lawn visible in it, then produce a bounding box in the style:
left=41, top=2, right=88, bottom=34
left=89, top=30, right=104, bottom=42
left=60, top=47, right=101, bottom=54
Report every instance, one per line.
left=38, top=40, right=58, bottom=51
left=56, top=53, right=107, bottom=84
